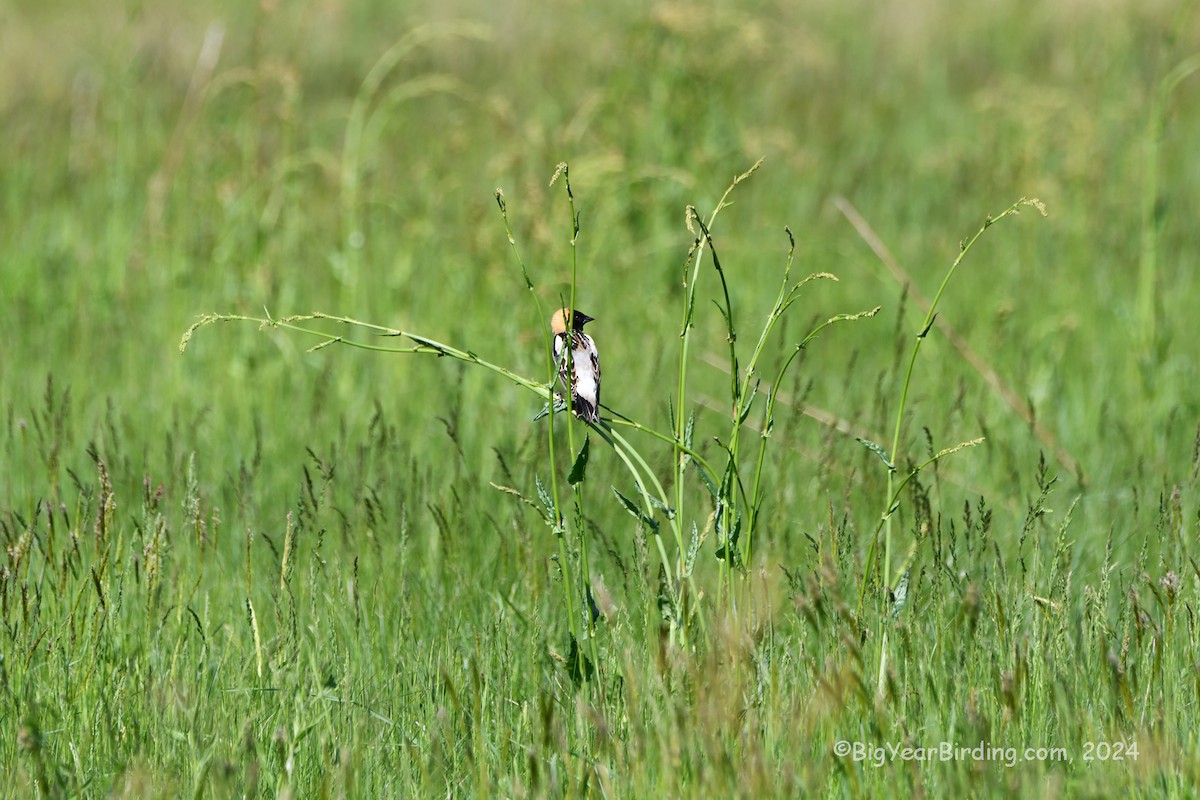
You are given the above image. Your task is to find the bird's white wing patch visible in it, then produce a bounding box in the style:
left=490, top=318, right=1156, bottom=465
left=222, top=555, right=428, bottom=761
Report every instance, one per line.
left=573, top=353, right=598, bottom=399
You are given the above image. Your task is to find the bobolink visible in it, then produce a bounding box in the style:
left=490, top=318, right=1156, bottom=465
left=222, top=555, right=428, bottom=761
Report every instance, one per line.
left=550, top=307, right=600, bottom=423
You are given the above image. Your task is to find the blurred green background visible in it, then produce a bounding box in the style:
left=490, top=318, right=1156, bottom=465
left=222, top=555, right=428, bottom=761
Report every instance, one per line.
left=3, top=1, right=1197, bottom=511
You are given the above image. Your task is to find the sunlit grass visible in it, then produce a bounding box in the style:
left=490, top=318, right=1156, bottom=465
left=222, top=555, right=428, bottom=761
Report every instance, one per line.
left=2, top=1, right=1199, bottom=797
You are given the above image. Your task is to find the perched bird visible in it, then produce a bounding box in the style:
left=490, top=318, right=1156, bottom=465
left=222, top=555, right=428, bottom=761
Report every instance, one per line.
left=550, top=307, right=601, bottom=423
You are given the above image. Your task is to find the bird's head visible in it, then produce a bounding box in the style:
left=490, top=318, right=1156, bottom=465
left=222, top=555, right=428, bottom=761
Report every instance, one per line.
left=550, top=308, right=595, bottom=334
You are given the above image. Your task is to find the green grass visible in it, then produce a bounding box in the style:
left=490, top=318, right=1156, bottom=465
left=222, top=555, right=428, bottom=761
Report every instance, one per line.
left=3, top=0, right=1200, bottom=796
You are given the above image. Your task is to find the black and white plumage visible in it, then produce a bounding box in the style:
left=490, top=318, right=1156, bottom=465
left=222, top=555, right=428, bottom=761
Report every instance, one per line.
left=550, top=308, right=600, bottom=423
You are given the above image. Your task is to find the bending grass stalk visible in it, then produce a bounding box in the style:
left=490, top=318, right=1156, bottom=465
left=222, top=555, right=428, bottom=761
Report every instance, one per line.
left=743, top=307, right=880, bottom=568
left=602, top=406, right=710, bottom=639
left=180, top=311, right=551, bottom=401
left=833, top=196, right=1080, bottom=484
left=696, top=215, right=877, bottom=610
left=587, top=425, right=679, bottom=593
left=604, top=410, right=719, bottom=487
left=603, top=405, right=719, bottom=637
left=605, top=422, right=709, bottom=639
left=863, top=197, right=1043, bottom=696
left=674, top=160, right=762, bottom=618
left=691, top=216, right=743, bottom=611
left=877, top=197, right=1044, bottom=605
left=718, top=226, right=855, bottom=574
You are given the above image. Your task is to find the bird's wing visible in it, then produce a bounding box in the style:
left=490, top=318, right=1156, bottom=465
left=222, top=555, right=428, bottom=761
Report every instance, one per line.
left=590, top=345, right=600, bottom=411
left=553, top=333, right=570, bottom=389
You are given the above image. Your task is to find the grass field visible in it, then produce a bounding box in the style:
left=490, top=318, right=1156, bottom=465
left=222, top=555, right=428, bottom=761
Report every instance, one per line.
left=3, top=0, right=1200, bottom=796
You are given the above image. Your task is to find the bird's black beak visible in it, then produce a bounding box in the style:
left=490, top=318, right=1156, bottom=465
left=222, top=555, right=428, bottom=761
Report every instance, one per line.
left=574, top=311, right=595, bottom=327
